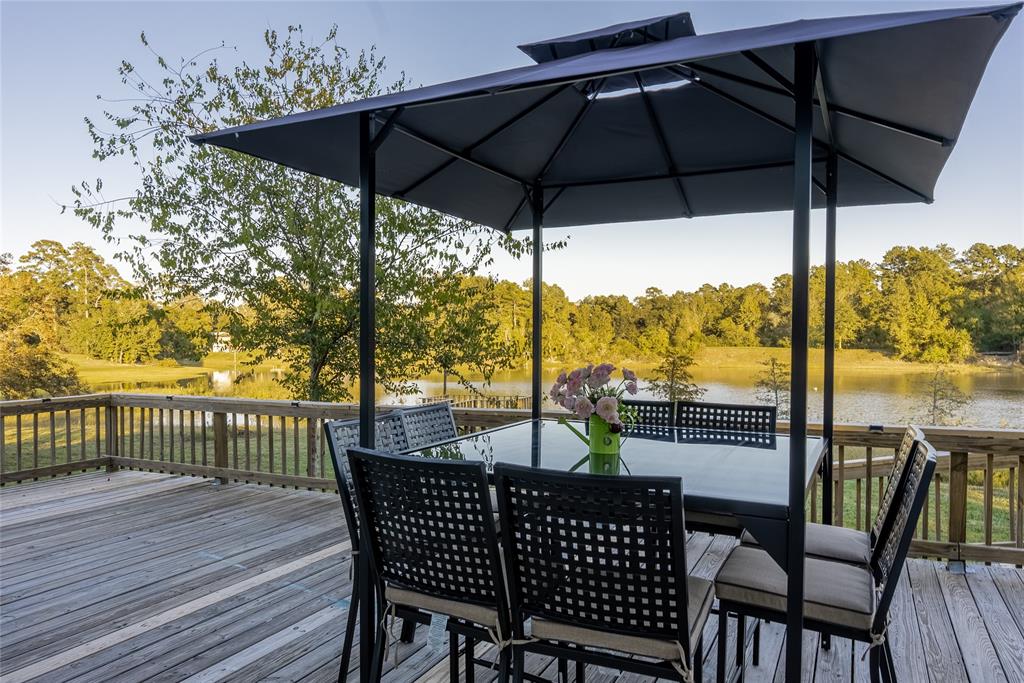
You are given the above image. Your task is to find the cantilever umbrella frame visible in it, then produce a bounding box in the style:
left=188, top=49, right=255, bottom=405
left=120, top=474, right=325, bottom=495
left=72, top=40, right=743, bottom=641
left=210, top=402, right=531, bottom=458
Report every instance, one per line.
left=190, top=5, right=1020, bottom=680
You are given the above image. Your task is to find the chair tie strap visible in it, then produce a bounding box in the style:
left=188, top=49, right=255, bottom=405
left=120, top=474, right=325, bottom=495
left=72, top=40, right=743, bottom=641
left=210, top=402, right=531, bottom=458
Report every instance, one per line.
left=668, top=641, right=694, bottom=683
left=860, top=615, right=890, bottom=661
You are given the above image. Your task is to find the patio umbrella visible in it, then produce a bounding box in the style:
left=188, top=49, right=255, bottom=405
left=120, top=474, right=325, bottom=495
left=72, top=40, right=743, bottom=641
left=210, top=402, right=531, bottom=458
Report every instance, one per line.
left=191, top=4, right=1020, bottom=680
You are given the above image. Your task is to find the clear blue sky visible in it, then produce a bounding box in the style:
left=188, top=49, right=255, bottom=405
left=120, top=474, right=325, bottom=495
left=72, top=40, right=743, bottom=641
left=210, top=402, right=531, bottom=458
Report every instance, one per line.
left=2, top=1, right=1021, bottom=299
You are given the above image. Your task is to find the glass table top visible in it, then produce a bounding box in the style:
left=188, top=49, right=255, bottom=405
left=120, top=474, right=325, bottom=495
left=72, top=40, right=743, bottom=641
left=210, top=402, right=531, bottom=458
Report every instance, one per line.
left=409, top=418, right=826, bottom=514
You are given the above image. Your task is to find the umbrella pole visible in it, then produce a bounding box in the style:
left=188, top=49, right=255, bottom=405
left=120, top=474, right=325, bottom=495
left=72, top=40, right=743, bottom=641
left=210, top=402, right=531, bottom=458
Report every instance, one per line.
left=823, top=151, right=838, bottom=528
left=357, top=110, right=378, bottom=683
left=786, top=41, right=814, bottom=683
left=531, top=185, right=544, bottom=420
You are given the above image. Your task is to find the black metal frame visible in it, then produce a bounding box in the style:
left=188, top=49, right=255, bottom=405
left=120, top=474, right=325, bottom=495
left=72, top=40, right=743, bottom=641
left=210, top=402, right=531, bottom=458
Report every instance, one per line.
left=494, top=463, right=704, bottom=682
left=622, top=398, right=675, bottom=426
left=718, top=440, right=937, bottom=683
left=348, top=447, right=514, bottom=683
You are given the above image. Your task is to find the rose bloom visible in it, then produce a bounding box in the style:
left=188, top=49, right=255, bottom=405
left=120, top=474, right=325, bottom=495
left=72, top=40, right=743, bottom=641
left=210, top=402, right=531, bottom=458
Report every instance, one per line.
left=623, top=368, right=637, bottom=382
left=625, top=381, right=638, bottom=395
left=595, top=396, right=619, bottom=422
left=576, top=397, right=594, bottom=419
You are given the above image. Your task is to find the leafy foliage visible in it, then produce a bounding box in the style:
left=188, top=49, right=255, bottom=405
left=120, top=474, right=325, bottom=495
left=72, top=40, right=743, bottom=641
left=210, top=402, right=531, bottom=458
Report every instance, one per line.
left=647, top=349, right=705, bottom=402
left=755, top=357, right=791, bottom=418
left=69, top=26, right=529, bottom=401
left=0, top=329, right=86, bottom=400
left=918, top=365, right=973, bottom=425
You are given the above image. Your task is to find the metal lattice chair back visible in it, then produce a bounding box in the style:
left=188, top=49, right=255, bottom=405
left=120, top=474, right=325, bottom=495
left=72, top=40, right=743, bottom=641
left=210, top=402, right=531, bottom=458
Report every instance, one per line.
left=494, top=464, right=693, bottom=658
left=375, top=411, right=410, bottom=452
left=623, top=399, right=675, bottom=427
left=871, top=437, right=936, bottom=634
left=400, top=402, right=459, bottom=450
left=347, top=448, right=508, bottom=615
left=675, top=400, right=777, bottom=433
left=323, top=418, right=363, bottom=544
left=870, top=426, right=922, bottom=544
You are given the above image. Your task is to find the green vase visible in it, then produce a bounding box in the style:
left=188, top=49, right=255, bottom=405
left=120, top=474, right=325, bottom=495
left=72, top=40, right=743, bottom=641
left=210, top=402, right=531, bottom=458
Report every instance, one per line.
left=588, top=415, right=621, bottom=475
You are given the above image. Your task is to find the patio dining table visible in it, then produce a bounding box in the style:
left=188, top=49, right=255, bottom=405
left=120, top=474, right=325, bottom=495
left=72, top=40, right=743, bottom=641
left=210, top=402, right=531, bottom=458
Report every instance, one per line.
left=406, top=418, right=827, bottom=573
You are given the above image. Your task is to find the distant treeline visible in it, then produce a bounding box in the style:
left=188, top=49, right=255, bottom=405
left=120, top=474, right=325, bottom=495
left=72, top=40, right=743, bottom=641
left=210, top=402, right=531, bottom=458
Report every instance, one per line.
left=1, top=240, right=1021, bottom=374
left=478, top=242, right=1022, bottom=365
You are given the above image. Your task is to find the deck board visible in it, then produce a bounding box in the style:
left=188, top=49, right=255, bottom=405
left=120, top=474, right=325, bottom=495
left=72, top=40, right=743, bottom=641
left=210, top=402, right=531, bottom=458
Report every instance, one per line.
left=2, top=470, right=1022, bottom=683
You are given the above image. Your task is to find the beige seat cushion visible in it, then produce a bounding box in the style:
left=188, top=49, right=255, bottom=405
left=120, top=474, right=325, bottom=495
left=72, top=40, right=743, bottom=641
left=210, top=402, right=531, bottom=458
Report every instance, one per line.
left=715, top=546, right=874, bottom=631
left=385, top=585, right=500, bottom=631
left=531, top=576, right=714, bottom=662
left=741, top=523, right=871, bottom=566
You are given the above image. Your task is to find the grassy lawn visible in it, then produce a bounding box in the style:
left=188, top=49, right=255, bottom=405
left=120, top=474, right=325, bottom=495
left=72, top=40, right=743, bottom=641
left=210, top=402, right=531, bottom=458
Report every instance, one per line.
left=65, top=354, right=210, bottom=387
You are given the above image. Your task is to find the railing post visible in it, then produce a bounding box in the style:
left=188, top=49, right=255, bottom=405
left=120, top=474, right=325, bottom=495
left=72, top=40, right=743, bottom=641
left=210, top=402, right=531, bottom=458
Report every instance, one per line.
left=105, top=402, right=118, bottom=472
left=213, top=412, right=229, bottom=486
left=947, top=450, right=969, bottom=572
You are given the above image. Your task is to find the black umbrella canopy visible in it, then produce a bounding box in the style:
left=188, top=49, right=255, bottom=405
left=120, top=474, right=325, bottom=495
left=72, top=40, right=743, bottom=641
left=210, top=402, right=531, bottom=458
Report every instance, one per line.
left=518, top=12, right=697, bottom=92
left=192, top=3, right=1021, bottom=232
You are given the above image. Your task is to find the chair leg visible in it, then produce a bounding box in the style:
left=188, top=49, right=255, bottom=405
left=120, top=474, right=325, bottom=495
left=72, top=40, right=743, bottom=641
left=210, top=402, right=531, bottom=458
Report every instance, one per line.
left=369, top=615, right=387, bottom=683
left=575, top=660, right=585, bottom=682
left=752, top=620, right=760, bottom=667
left=694, top=632, right=704, bottom=682
left=399, top=618, right=417, bottom=643
left=736, top=614, right=745, bottom=669
left=869, top=646, right=881, bottom=683
left=338, top=591, right=359, bottom=682
left=498, top=648, right=511, bottom=683
left=882, top=640, right=896, bottom=683
left=821, top=633, right=832, bottom=651
left=557, top=657, right=568, bottom=683
left=449, top=632, right=460, bottom=683
left=465, top=637, right=475, bottom=683
left=513, top=647, right=525, bottom=683
left=717, top=609, right=728, bottom=683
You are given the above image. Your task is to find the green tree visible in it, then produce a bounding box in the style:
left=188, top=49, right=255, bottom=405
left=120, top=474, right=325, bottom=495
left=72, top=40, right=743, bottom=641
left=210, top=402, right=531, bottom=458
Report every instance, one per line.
left=0, top=329, right=86, bottom=399
left=71, top=26, right=525, bottom=401
left=755, top=357, right=791, bottom=418
left=918, top=365, right=972, bottom=425
left=647, top=346, right=705, bottom=402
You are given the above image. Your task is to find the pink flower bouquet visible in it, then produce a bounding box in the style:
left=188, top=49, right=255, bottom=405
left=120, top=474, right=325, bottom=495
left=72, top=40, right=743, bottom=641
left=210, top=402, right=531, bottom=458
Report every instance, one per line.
left=549, top=363, right=639, bottom=433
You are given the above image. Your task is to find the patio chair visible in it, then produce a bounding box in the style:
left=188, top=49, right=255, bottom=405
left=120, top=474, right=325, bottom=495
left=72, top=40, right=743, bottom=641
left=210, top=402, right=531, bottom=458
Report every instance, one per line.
left=347, top=447, right=513, bottom=683
left=675, top=400, right=777, bottom=433
left=494, top=463, right=713, bottom=683
left=675, top=401, right=777, bottom=535
left=323, top=413, right=415, bottom=682
left=714, top=436, right=937, bottom=683
left=739, top=426, right=922, bottom=567
left=399, top=402, right=459, bottom=450
left=622, top=399, right=675, bottom=426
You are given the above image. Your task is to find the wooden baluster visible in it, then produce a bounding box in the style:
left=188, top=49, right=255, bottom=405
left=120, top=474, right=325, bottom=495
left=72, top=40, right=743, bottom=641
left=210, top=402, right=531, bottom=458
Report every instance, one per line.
left=306, top=418, right=317, bottom=480
left=948, top=451, right=968, bottom=566
left=1017, top=456, right=1023, bottom=551
left=1, top=414, right=5, bottom=475
left=190, top=410, right=196, bottom=465
left=1010, top=466, right=1016, bottom=544
left=835, top=444, right=845, bottom=527
left=158, top=408, right=165, bottom=462
left=33, top=413, right=39, bottom=468
left=95, top=406, right=101, bottom=458
left=231, top=413, right=238, bottom=469
left=245, top=415, right=252, bottom=471
left=213, top=412, right=228, bottom=485
left=64, top=409, right=71, bottom=465
left=258, top=416, right=264, bottom=473
left=855, top=478, right=862, bottom=530
left=984, top=454, right=994, bottom=555
left=293, top=416, right=300, bottom=477
left=280, top=416, right=287, bottom=476
left=148, top=408, right=155, bottom=459
left=202, top=412, right=209, bottom=466
left=138, top=407, right=145, bottom=459
left=865, top=446, right=873, bottom=526
left=49, top=411, right=57, bottom=467
left=15, top=413, right=22, bottom=473
left=120, top=407, right=126, bottom=458
left=935, top=473, right=942, bottom=541
left=268, top=417, right=276, bottom=475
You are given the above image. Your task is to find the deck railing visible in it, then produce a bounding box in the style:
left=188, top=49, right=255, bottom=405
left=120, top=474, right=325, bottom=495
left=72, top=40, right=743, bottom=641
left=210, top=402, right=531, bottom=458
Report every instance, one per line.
left=2, top=393, right=1021, bottom=564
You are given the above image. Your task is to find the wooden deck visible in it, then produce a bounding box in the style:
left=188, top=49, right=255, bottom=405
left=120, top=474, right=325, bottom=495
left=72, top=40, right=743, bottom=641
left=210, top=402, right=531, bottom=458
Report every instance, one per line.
left=1, top=471, right=1022, bottom=683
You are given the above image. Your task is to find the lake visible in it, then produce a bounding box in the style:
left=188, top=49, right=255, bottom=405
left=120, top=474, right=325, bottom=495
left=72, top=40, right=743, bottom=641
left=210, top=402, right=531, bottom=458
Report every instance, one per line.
left=94, top=364, right=1024, bottom=429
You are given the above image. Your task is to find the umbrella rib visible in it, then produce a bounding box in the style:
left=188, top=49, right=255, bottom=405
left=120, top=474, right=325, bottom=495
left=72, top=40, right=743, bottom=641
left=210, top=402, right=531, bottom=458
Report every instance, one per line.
left=535, top=77, right=607, bottom=186
left=635, top=75, right=692, bottom=217
left=389, top=121, right=529, bottom=188
left=687, top=62, right=951, bottom=146
left=673, top=65, right=930, bottom=202
left=370, top=107, right=405, bottom=152
left=395, top=84, right=574, bottom=198
left=742, top=50, right=794, bottom=94
left=543, top=158, right=824, bottom=189
left=502, top=186, right=568, bottom=232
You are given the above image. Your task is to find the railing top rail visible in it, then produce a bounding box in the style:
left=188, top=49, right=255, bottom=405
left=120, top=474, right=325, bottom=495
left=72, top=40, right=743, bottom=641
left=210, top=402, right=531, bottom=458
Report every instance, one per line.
left=1, top=393, right=1021, bottom=448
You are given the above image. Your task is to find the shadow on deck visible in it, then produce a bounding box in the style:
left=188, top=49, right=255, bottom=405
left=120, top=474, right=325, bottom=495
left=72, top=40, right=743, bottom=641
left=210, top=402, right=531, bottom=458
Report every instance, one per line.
left=1, top=471, right=1022, bottom=682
